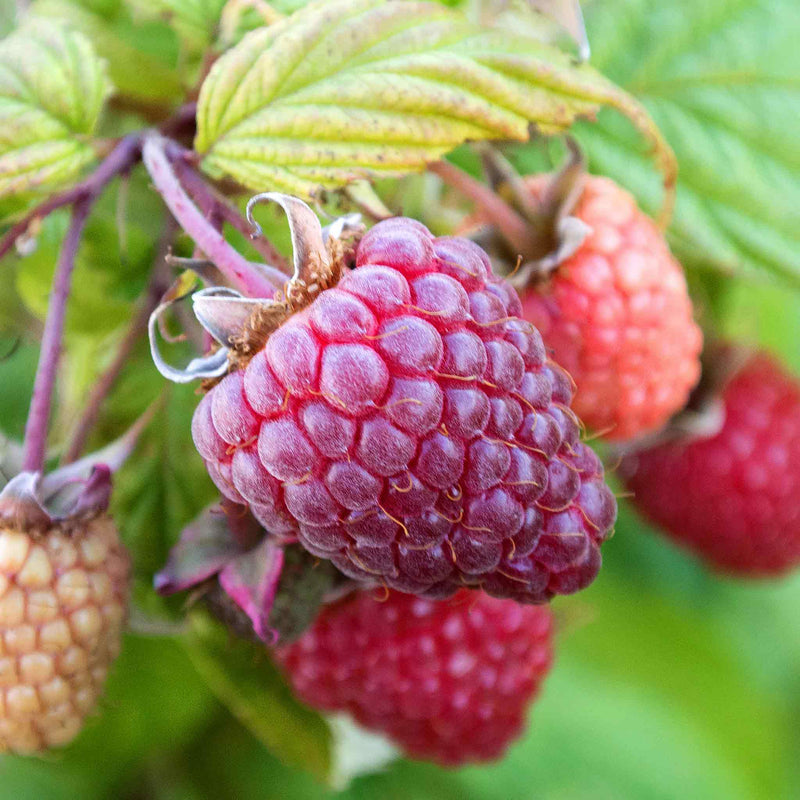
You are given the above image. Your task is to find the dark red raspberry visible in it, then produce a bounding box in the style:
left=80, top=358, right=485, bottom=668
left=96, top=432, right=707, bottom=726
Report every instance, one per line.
left=193, top=218, right=616, bottom=603
left=275, top=588, right=553, bottom=765
left=624, top=352, right=800, bottom=575
left=519, top=176, right=702, bottom=440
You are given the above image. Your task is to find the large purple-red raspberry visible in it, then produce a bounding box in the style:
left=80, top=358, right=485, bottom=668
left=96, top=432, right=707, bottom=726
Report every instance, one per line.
left=275, top=588, right=552, bottom=765
left=192, top=218, right=616, bottom=603
left=519, top=176, right=702, bottom=440
left=624, top=352, right=800, bottom=575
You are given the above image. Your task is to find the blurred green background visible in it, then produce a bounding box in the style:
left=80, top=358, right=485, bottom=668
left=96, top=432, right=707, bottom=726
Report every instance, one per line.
left=0, top=0, right=799, bottom=797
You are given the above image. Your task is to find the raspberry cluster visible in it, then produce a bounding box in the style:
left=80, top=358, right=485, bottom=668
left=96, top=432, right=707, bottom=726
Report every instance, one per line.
left=0, top=516, right=129, bottom=753
left=519, top=176, right=702, bottom=440
left=624, top=353, right=800, bottom=574
left=275, top=588, right=553, bottom=765
left=192, top=218, right=616, bottom=604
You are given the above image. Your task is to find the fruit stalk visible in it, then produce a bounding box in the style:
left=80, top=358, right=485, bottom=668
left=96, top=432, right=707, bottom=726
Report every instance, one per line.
left=429, top=159, right=534, bottom=255
left=142, top=134, right=276, bottom=298
left=22, top=198, right=93, bottom=472
left=170, top=153, right=289, bottom=271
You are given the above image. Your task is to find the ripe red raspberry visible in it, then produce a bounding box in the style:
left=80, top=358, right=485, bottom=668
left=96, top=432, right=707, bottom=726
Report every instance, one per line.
left=192, top=218, right=616, bottom=603
left=518, top=176, right=702, bottom=440
left=623, top=352, right=800, bottom=574
left=275, top=588, right=552, bottom=765
left=0, top=515, right=129, bottom=753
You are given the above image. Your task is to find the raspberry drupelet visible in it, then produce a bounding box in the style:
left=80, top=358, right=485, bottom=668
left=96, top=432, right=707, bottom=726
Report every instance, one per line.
left=275, top=588, right=553, bottom=765
left=192, top=217, right=616, bottom=603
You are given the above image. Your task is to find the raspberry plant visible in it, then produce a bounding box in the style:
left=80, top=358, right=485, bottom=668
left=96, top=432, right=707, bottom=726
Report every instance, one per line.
left=0, top=0, right=798, bottom=796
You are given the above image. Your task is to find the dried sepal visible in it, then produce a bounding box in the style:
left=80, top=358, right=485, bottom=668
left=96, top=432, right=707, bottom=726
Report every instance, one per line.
left=148, top=271, right=234, bottom=383
left=0, top=407, right=151, bottom=531
left=479, top=140, right=592, bottom=284
left=0, top=432, right=25, bottom=490
left=152, top=193, right=365, bottom=384
left=192, top=288, right=269, bottom=348
left=219, top=538, right=285, bottom=643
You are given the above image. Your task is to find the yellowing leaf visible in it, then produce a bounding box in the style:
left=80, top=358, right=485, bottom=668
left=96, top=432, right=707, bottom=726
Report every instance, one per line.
left=195, top=0, right=673, bottom=207
left=0, top=22, right=112, bottom=198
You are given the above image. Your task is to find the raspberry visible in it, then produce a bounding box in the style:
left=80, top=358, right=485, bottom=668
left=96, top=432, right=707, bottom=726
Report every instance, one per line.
left=518, top=176, right=702, bottom=440
left=0, top=515, right=129, bottom=753
left=275, top=588, right=552, bottom=765
left=193, top=218, right=616, bottom=603
left=623, top=352, right=800, bottom=574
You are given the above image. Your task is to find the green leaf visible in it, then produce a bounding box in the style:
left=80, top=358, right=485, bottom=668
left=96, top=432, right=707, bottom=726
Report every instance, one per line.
left=0, top=2, right=15, bottom=39
left=30, top=0, right=184, bottom=103
left=111, top=380, right=219, bottom=583
left=183, top=611, right=333, bottom=783
left=124, top=0, right=310, bottom=52
left=0, top=21, right=112, bottom=198
left=0, top=635, right=217, bottom=800
left=125, top=0, right=227, bottom=51
left=195, top=0, right=673, bottom=201
left=575, top=0, right=800, bottom=287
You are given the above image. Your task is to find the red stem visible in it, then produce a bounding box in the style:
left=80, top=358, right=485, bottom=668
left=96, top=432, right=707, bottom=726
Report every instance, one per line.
left=22, top=199, right=92, bottom=472
left=142, top=134, right=275, bottom=298
left=428, top=160, right=534, bottom=256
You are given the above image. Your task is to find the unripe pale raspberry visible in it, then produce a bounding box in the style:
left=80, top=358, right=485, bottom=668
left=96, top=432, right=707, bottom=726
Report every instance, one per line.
left=623, top=353, right=800, bottom=574
left=0, top=515, right=129, bottom=753
left=519, top=176, right=702, bottom=440
left=275, top=588, right=553, bottom=765
left=194, top=218, right=616, bottom=604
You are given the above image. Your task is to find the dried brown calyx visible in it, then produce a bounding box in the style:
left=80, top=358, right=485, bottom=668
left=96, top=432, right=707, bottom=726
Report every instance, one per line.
left=149, top=193, right=364, bottom=386
left=0, top=411, right=150, bottom=537
left=462, top=140, right=592, bottom=286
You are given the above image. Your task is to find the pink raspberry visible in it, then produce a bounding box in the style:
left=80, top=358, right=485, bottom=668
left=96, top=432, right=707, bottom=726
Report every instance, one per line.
left=192, top=218, right=616, bottom=603
left=624, top=352, right=800, bottom=574
left=275, top=588, right=553, bottom=765
left=519, top=176, right=703, bottom=440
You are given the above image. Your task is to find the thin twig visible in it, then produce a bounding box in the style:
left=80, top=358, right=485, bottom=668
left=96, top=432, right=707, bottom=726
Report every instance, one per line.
left=22, top=199, right=92, bottom=472
left=142, top=134, right=276, bottom=298
left=158, top=102, right=198, bottom=141
left=428, top=159, right=534, bottom=257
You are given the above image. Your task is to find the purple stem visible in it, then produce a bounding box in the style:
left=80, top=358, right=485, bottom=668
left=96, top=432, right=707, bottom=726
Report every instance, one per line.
left=142, top=134, right=275, bottom=298
left=22, top=199, right=92, bottom=472
left=17, top=134, right=146, bottom=474
left=170, top=153, right=289, bottom=272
